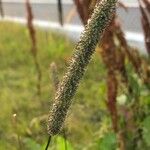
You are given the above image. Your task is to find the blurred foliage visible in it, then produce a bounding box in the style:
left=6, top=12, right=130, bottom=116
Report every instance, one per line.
left=0, top=20, right=150, bottom=150
left=142, top=116, right=150, bottom=147
left=97, top=132, right=117, bottom=150
left=0, top=22, right=106, bottom=149
left=73, top=0, right=150, bottom=149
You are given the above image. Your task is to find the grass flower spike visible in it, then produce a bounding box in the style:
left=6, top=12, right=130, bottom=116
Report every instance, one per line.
left=48, top=0, right=118, bottom=136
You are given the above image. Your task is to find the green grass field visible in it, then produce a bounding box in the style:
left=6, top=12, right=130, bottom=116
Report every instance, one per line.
left=0, top=21, right=150, bottom=150
left=0, top=22, right=111, bottom=150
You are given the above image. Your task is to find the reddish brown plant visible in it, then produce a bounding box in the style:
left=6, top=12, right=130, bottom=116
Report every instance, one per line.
left=138, top=0, right=150, bottom=55
left=73, top=0, right=86, bottom=25
left=25, top=0, right=42, bottom=96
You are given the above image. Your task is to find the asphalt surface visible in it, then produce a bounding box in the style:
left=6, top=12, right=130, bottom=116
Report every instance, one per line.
left=2, top=0, right=138, bottom=4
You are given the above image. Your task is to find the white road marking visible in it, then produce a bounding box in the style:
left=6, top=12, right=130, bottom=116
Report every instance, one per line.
left=0, top=16, right=144, bottom=43
left=2, top=0, right=73, bottom=4
left=2, top=0, right=139, bottom=7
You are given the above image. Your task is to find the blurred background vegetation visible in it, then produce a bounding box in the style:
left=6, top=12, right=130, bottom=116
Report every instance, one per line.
left=0, top=0, right=150, bottom=150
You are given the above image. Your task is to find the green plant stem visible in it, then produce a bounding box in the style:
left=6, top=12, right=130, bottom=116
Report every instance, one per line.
left=63, top=129, right=68, bottom=150
left=45, top=136, right=52, bottom=150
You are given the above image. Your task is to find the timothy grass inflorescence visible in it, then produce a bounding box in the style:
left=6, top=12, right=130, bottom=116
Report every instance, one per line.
left=48, top=0, right=118, bottom=136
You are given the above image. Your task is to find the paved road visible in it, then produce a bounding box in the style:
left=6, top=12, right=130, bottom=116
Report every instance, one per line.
left=1, top=0, right=138, bottom=4
left=2, top=1, right=143, bottom=33
left=0, top=1, right=148, bottom=53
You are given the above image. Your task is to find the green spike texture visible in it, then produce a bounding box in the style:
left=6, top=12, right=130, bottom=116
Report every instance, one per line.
left=48, top=0, right=118, bottom=136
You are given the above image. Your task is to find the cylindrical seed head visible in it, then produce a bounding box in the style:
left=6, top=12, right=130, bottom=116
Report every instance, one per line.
left=48, top=0, right=118, bottom=136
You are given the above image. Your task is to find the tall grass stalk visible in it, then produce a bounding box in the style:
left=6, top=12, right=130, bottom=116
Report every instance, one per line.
left=57, top=0, right=63, bottom=25
left=25, top=0, right=42, bottom=96
left=73, top=0, right=86, bottom=25
left=50, top=62, right=59, bottom=91
left=0, top=0, right=4, bottom=17
left=138, top=0, right=150, bottom=55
